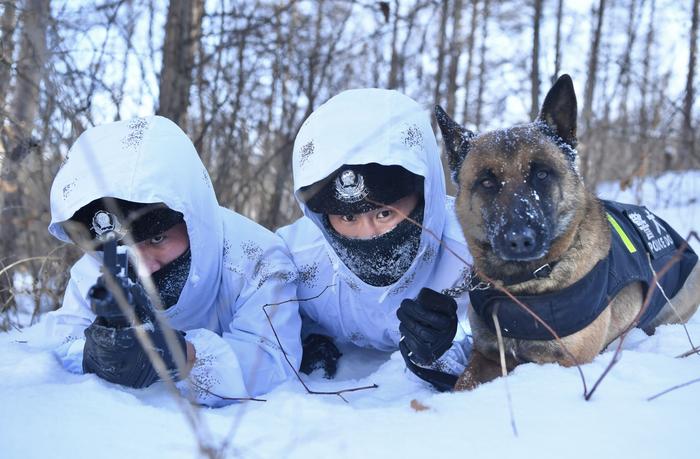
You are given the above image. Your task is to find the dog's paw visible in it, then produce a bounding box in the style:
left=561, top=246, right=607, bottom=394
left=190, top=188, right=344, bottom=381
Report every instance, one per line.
left=454, top=370, right=480, bottom=391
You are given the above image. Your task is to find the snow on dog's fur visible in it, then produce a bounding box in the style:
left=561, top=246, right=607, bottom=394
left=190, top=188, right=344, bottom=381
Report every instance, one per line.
left=436, top=75, right=700, bottom=389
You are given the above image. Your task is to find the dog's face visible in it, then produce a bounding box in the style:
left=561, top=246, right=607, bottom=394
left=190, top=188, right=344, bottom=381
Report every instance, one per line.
left=438, top=75, right=586, bottom=278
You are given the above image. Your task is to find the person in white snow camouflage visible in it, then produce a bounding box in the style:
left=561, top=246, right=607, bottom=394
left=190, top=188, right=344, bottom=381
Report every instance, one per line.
left=44, top=116, right=302, bottom=406
left=276, top=89, right=474, bottom=391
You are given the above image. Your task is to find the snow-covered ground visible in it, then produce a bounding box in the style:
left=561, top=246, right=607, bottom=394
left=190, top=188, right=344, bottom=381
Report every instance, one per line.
left=2, top=171, right=699, bottom=459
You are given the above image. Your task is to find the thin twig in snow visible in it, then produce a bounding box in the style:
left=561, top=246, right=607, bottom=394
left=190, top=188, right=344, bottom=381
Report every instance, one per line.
left=647, top=377, right=700, bottom=401
left=260, top=284, right=379, bottom=403
left=492, top=306, right=518, bottom=437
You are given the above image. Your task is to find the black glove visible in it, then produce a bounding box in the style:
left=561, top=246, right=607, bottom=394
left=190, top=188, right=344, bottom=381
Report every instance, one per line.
left=397, top=287, right=458, bottom=365
left=83, top=316, right=187, bottom=389
left=397, top=287, right=459, bottom=391
left=299, top=334, right=342, bottom=379
left=399, top=340, right=458, bottom=392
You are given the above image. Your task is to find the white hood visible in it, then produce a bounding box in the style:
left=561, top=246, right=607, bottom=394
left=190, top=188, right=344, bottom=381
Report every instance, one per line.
left=292, top=88, right=447, bottom=290
left=49, top=116, right=223, bottom=329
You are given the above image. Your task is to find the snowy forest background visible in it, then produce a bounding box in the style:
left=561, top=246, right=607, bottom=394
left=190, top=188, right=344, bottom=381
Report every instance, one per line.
left=1, top=0, right=700, bottom=330
left=1, top=2, right=700, bottom=458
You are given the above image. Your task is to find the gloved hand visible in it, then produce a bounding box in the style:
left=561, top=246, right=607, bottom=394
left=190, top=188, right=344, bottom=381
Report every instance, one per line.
left=399, top=340, right=458, bottom=392
left=397, top=287, right=458, bottom=365
left=397, top=287, right=459, bottom=391
left=82, top=315, right=187, bottom=389
left=299, top=333, right=342, bottom=379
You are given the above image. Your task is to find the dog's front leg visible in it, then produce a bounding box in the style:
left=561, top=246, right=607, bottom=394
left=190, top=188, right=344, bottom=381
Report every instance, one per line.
left=454, top=348, right=507, bottom=390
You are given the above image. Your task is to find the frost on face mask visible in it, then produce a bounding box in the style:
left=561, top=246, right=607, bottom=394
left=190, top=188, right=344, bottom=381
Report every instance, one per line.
left=151, top=248, right=191, bottom=308
left=324, top=204, right=424, bottom=287
left=130, top=249, right=192, bottom=309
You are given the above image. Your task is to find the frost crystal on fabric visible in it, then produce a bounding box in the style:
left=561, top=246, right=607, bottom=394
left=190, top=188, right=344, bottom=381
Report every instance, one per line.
left=299, top=141, right=315, bottom=167
left=241, top=240, right=276, bottom=288
left=62, top=179, right=77, bottom=200
left=298, top=262, right=319, bottom=288
left=348, top=331, right=367, bottom=346
left=390, top=270, right=416, bottom=296
left=421, top=243, right=437, bottom=265
left=202, top=168, right=212, bottom=188
left=121, top=118, right=149, bottom=152
left=242, top=240, right=263, bottom=260
left=188, top=353, right=219, bottom=399
left=403, top=124, right=424, bottom=152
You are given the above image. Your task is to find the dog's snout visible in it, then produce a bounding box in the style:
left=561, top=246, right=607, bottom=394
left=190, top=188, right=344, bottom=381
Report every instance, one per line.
left=494, top=225, right=547, bottom=261
left=506, top=228, right=536, bottom=253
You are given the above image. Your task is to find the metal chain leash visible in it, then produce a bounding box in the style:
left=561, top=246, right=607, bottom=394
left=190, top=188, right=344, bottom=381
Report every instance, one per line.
left=442, top=268, right=491, bottom=298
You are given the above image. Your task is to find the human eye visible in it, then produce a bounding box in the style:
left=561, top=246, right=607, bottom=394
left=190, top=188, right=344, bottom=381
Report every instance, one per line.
left=149, top=234, right=166, bottom=245
left=377, top=209, right=392, bottom=219
left=341, top=214, right=356, bottom=222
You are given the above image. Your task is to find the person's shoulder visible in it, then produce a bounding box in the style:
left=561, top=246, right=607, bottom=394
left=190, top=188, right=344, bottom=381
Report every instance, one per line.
left=69, top=253, right=101, bottom=280
left=443, top=196, right=468, bottom=245
left=276, top=216, right=325, bottom=253
left=219, top=207, right=284, bottom=247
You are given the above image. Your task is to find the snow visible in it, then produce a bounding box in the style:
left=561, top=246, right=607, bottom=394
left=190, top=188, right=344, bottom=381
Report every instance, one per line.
left=2, top=171, right=700, bottom=459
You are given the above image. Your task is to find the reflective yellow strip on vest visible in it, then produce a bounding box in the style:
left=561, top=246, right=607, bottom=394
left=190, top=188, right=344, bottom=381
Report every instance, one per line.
left=606, top=213, right=637, bottom=253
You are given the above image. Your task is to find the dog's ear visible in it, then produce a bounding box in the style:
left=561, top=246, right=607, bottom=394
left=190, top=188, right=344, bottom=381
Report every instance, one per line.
left=435, top=105, right=474, bottom=184
left=537, top=74, right=578, bottom=148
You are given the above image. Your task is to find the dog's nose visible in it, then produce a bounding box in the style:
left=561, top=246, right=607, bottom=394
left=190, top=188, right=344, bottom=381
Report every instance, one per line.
left=505, top=228, right=537, bottom=256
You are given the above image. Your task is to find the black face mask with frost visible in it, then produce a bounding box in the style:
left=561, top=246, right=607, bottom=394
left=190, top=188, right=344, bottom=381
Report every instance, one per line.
left=324, top=201, right=424, bottom=287
left=151, top=248, right=191, bottom=309
left=129, top=248, right=191, bottom=309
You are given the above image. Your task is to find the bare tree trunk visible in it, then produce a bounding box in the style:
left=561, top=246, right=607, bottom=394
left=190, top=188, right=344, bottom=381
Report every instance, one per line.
left=475, top=0, right=490, bottom=130
left=462, top=0, right=479, bottom=125
left=617, top=0, right=643, bottom=137
left=581, top=0, right=607, bottom=181
left=639, top=0, right=655, bottom=157
left=684, top=0, right=699, bottom=160
left=157, top=0, right=204, bottom=130
left=530, top=0, right=543, bottom=120
left=433, top=0, right=450, bottom=106
left=552, top=0, right=564, bottom=84
left=0, top=2, right=17, bottom=119
left=388, top=0, right=401, bottom=89
left=582, top=0, right=607, bottom=135
left=445, top=0, right=464, bottom=117
left=0, top=0, right=49, bottom=308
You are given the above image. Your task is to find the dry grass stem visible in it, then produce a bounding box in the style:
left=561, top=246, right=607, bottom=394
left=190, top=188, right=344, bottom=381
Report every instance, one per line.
left=492, top=307, right=519, bottom=437
left=585, top=238, right=693, bottom=400
left=647, top=377, right=700, bottom=401
left=260, top=285, right=379, bottom=403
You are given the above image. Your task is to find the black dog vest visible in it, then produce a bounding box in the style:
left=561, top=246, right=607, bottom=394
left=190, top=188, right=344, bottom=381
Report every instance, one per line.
left=470, top=200, right=698, bottom=340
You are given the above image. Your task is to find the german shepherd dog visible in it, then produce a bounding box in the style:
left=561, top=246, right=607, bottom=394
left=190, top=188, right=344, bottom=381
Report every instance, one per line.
left=436, top=75, right=700, bottom=390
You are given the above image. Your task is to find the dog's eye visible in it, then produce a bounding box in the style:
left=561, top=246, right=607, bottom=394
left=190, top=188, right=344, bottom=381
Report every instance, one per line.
left=480, top=178, right=496, bottom=189
left=536, top=170, right=549, bottom=180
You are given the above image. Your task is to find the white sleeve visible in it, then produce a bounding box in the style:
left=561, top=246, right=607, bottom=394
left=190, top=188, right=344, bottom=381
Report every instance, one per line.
left=180, top=244, right=303, bottom=406
left=430, top=337, right=472, bottom=376
left=175, top=328, right=247, bottom=407
left=41, top=256, right=98, bottom=369
left=224, top=244, right=303, bottom=396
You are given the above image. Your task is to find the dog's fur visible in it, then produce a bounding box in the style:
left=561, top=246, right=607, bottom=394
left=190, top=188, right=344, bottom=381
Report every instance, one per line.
left=436, top=75, right=700, bottom=390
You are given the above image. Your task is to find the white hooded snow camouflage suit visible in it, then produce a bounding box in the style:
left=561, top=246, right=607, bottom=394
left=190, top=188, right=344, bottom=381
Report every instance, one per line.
left=277, top=89, right=473, bottom=378
left=45, top=116, right=302, bottom=406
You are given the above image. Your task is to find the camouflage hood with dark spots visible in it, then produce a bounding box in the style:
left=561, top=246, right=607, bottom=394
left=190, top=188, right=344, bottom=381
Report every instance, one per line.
left=292, top=88, right=448, bottom=291
left=278, top=89, right=473, bottom=351
left=49, top=116, right=223, bottom=329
